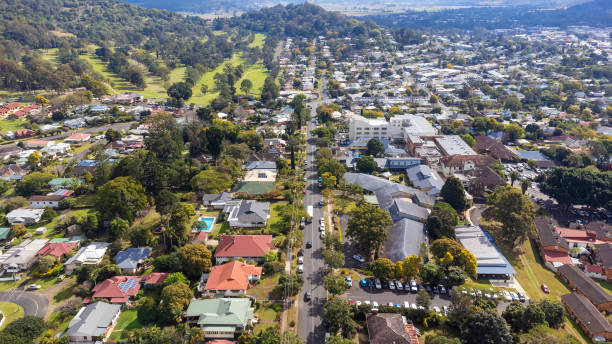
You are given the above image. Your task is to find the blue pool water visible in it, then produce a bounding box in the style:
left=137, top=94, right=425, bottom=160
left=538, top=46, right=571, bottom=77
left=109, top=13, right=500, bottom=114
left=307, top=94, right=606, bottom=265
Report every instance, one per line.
left=196, top=217, right=216, bottom=232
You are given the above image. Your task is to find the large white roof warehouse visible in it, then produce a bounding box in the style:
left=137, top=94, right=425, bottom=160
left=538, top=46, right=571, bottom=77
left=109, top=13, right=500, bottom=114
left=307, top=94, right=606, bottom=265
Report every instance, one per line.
left=455, top=225, right=516, bottom=279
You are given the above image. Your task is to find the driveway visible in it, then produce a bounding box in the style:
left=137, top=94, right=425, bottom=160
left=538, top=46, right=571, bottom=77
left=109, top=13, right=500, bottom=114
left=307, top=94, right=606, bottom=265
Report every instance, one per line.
left=0, top=289, right=48, bottom=318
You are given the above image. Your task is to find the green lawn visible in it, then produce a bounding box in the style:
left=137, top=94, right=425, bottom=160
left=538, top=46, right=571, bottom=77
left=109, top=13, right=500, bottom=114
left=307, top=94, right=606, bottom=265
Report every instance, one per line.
left=0, top=279, right=22, bottom=292
left=53, top=282, right=76, bottom=304
left=109, top=310, right=143, bottom=341
left=248, top=33, right=266, bottom=48
left=0, top=302, right=24, bottom=330
left=248, top=273, right=281, bottom=300
left=0, top=119, right=27, bottom=134
left=266, top=202, right=288, bottom=235
left=47, top=310, right=73, bottom=333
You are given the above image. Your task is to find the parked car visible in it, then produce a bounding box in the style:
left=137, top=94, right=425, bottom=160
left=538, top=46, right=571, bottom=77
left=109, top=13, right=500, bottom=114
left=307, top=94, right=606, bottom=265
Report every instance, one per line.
left=502, top=291, right=512, bottom=301
left=352, top=255, right=365, bottom=263
left=375, top=279, right=382, bottom=289
left=297, top=265, right=304, bottom=274
left=510, top=292, right=518, bottom=302
left=26, top=284, right=41, bottom=290
left=356, top=300, right=362, bottom=307
left=439, top=285, right=446, bottom=295
left=541, top=284, right=550, bottom=293
left=389, top=281, right=395, bottom=290
left=320, top=231, right=325, bottom=239
left=318, top=200, right=325, bottom=207
left=432, top=285, right=439, bottom=294
left=360, top=278, right=367, bottom=288
left=368, top=278, right=374, bottom=288
left=298, top=256, right=304, bottom=264
left=433, top=306, right=441, bottom=314
left=517, top=292, right=526, bottom=302
left=372, top=302, right=379, bottom=312
left=298, top=249, right=304, bottom=256
left=381, top=280, right=389, bottom=289
left=348, top=299, right=355, bottom=306
left=410, top=280, right=418, bottom=293
left=411, top=303, right=417, bottom=310
left=304, top=291, right=311, bottom=302
left=395, top=281, right=403, bottom=290
left=443, top=306, right=449, bottom=316
left=403, top=301, right=410, bottom=309
left=346, top=276, right=352, bottom=287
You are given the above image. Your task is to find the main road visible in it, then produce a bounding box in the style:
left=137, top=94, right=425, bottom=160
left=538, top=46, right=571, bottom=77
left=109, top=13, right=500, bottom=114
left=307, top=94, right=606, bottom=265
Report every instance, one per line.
left=297, top=97, right=328, bottom=343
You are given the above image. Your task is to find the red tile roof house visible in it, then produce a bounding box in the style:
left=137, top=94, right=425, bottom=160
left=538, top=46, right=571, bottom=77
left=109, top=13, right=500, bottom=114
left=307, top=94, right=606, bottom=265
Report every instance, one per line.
left=202, top=261, right=262, bottom=297
left=64, top=133, right=91, bottom=143
left=90, top=276, right=142, bottom=305
left=141, top=272, right=169, bottom=288
left=214, top=235, right=275, bottom=264
left=37, top=241, right=79, bottom=260
left=534, top=216, right=571, bottom=271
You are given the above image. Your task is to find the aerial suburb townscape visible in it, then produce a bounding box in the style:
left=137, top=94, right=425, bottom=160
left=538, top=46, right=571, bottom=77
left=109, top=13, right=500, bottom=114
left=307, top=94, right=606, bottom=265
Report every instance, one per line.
left=0, top=0, right=610, bottom=343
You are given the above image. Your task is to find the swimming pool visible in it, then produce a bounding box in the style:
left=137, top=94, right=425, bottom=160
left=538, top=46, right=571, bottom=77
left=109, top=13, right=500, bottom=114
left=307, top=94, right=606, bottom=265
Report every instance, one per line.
left=196, top=217, right=216, bottom=232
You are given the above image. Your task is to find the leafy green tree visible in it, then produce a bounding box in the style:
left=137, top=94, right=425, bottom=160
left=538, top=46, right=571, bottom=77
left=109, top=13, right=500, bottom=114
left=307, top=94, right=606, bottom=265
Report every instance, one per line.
left=440, top=176, right=468, bottom=212
left=38, top=255, right=57, bottom=274
left=16, top=171, right=54, bottom=196
left=537, top=299, right=565, bottom=329
left=402, top=255, right=421, bottom=279
left=520, top=179, right=531, bottom=194
left=153, top=254, right=182, bottom=272
left=504, top=123, right=524, bottom=141
left=9, top=225, right=27, bottom=239
left=321, top=172, right=336, bottom=189
left=95, top=177, right=150, bottom=224
left=158, top=282, right=193, bottom=325
left=167, top=82, right=193, bottom=107
left=190, top=168, right=233, bottom=194
left=461, top=134, right=475, bottom=147
left=539, top=167, right=612, bottom=211
left=2, top=196, right=29, bottom=213
left=446, top=266, right=467, bottom=287
left=420, top=262, right=444, bottom=285
left=277, top=274, right=303, bottom=297
left=95, top=264, right=121, bottom=282
left=424, top=334, right=461, bottom=344
left=427, top=202, right=459, bottom=239
left=347, top=203, right=393, bottom=257
left=109, top=218, right=129, bottom=239
left=178, top=243, right=212, bottom=279
left=483, top=186, right=535, bottom=245
left=261, top=76, right=279, bottom=105
left=356, top=156, right=377, bottom=174
left=240, top=79, right=253, bottom=94
left=504, top=96, right=522, bottom=111
left=323, top=249, right=345, bottom=269
left=366, top=138, right=385, bottom=156
left=327, top=335, right=354, bottom=344
left=462, top=310, right=513, bottom=344
left=447, top=289, right=474, bottom=330
left=323, top=273, right=349, bottom=295
left=136, top=297, right=157, bottom=325
left=2, top=316, right=47, bottom=342
left=371, top=258, right=395, bottom=279
left=163, top=272, right=190, bottom=287
left=416, top=289, right=431, bottom=308
left=323, top=298, right=355, bottom=337
left=41, top=207, right=57, bottom=222
left=509, top=170, right=519, bottom=186
left=105, top=128, right=122, bottom=142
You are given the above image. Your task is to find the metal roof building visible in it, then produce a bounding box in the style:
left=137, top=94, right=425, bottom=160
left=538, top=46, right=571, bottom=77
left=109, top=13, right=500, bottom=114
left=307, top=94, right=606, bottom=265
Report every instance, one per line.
left=455, top=225, right=516, bottom=279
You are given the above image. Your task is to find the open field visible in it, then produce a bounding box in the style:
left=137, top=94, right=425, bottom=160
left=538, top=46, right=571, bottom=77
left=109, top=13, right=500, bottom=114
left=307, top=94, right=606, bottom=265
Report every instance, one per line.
left=0, top=119, right=27, bottom=134
left=248, top=33, right=266, bottom=48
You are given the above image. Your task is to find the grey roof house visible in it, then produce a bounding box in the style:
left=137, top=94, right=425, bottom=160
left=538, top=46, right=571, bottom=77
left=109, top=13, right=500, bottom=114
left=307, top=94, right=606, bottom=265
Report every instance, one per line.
left=65, top=301, right=121, bottom=343
left=202, top=192, right=234, bottom=209
left=389, top=199, right=430, bottom=223
left=243, top=161, right=277, bottom=170
left=382, top=218, right=425, bottom=262
left=114, top=247, right=152, bottom=274
left=405, top=164, right=444, bottom=195
left=224, top=200, right=270, bottom=228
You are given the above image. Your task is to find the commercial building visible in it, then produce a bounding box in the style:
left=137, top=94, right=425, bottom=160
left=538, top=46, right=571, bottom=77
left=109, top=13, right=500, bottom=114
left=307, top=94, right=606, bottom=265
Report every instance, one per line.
left=455, top=226, right=516, bottom=280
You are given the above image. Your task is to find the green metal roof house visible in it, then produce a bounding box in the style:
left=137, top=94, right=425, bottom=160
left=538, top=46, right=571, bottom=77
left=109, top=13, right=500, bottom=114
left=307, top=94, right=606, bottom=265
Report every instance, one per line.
left=0, top=228, right=10, bottom=241
left=184, top=298, right=254, bottom=339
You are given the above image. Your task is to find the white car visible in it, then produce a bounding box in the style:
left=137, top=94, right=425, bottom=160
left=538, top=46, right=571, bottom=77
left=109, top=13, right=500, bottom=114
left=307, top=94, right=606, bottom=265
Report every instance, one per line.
left=26, top=284, right=41, bottom=290
left=502, top=291, right=512, bottom=301
left=297, top=264, right=304, bottom=274
left=356, top=300, right=362, bottom=307
left=372, top=301, right=379, bottom=312
left=320, top=231, right=325, bottom=239
left=389, top=281, right=395, bottom=290
left=433, top=306, right=441, bottom=314
left=319, top=225, right=325, bottom=232
left=403, top=301, right=410, bottom=309
left=298, top=256, right=304, bottom=264
left=375, top=279, right=382, bottom=289
left=352, top=255, right=365, bottom=263
left=364, top=300, right=371, bottom=306
left=395, top=281, right=403, bottom=290
left=411, top=303, right=417, bottom=310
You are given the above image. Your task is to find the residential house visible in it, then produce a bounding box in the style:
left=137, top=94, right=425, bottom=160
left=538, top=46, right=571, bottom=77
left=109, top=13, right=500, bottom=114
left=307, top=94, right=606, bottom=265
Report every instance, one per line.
left=29, top=195, right=65, bottom=208
left=64, top=242, right=109, bottom=274
left=91, top=276, right=142, bottom=305
left=473, top=135, right=518, bottom=161
left=114, top=247, right=152, bottom=274
left=557, top=264, right=612, bottom=312
left=37, top=241, right=79, bottom=259
left=0, top=228, right=10, bottom=243
left=24, top=140, right=54, bottom=149
left=594, top=244, right=612, bottom=282
left=0, top=239, right=49, bottom=273
left=13, top=129, right=36, bottom=139
left=5, top=208, right=45, bottom=225
left=184, top=298, right=254, bottom=338
left=141, top=272, right=169, bottom=288
left=439, top=154, right=496, bottom=176
left=48, top=177, right=79, bottom=190
left=0, top=165, right=28, bottom=181
left=224, top=200, right=270, bottom=228
left=534, top=216, right=571, bottom=270
left=65, top=302, right=121, bottom=343
left=215, top=235, right=274, bottom=264
left=202, top=192, right=233, bottom=209
left=405, top=164, right=444, bottom=195
left=455, top=226, right=516, bottom=280
left=562, top=293, right=612, bottom=342
left=366, top=313, right=419, bottom=344
left=64, top=133, right=91, bottom=143
left=202, top=261, right=262, bottom=296
left=462, top=166, right=506, bottom=198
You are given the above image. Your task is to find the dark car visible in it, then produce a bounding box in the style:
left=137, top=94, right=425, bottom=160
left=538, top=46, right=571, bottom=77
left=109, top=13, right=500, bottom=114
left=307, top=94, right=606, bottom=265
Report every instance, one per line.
left=517, top=292, right=526, bottom=302
left=368, top=278, right=374, bottom=288
left=304, top=291, right=311, bottom=302
left=425, top=285, right=432, bottom=293
left=318, top=200, right=325, bottom=207
left=297, top=249, right=304, bottom=257
left=306, top=241, right=312, bottom=249
left=433, top=285, right=439, bottom=294
left=381, top=280, right=389, bottom=289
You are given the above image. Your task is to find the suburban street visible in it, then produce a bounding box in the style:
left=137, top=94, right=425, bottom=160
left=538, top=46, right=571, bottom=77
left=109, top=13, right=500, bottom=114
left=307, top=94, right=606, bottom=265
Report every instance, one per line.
left=0, top=289, right=48, bottom=318
left=297, top=98, right=327, bottom=344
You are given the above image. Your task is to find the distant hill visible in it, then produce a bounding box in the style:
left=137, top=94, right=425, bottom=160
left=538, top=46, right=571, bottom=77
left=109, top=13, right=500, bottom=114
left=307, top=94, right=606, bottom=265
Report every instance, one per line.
left=121, top=0, right=591, bottom=15
left=363, top=0, right=612, bottom=31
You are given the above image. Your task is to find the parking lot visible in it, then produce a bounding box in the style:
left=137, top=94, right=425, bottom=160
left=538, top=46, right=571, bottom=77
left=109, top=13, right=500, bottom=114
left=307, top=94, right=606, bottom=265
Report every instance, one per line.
left=343, top=279, right=452, bottom=309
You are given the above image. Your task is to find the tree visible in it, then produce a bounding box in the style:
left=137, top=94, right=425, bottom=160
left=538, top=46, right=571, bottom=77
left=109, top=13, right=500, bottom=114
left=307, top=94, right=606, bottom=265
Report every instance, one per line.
left=402, top=255, right=421, bottom=279
left=27, top=150, right=41, bottom=169
left=240, top=79, right=253, bottom=94
left=502, top=302, right=525, bottom=332
left=504, top=96, right=522, bottom=111
left=366, top=138, right=385, bottom=156
left=427, top=202, right=459, bottom=239
left=371, top=258, right=395, bottom=279
left=16, top=171, right=54, bottom=196
left=323, top=249, right=345, bottom=269
left=483, top=186, right=535, bottom=245
left=447, top=289, right=474, bottom=329
left=277, top=274, right=303, bottom=297
left=251, top=326, right=304, bottom=344
left=320, top=172, right=336, bottom=189
left=163, top=272, right=190, bottom=287
left=445, top=266, right=467, bottom=287
left=323, top=298, right=355, bottom=337
left=109, top=218, right=129, bottom=239
left=159, top=282, right=193, bottom=325
left=537, top=299, right=565, bottom=329
left=420, top=262, right=444, bottom=285
left=462, top=310, right=513, bottom=344
left=167, top=82, right=193, bottom=107
left=34, top=95, right=49, bottom=106
left=346, top=203, right=393, bottom=257
left=2, top=196, right=29, bottom=213
left=416, top=289, right=431, bottom=309
left=153, top=254, right=182, bottom=272
left=520, top=179, right=531, bottom=194
left=509, top=170, right=519, bottom=186
left=2, top=316, right=47, bottom=342
left=539, top=167, right=612, bottom=211
left=461, top=134, right=475, bottom=147
left=200, top=84, right=208, bottom=95
left=504, top=123, right=524, bottom=141
left=523, top=304, right=547, bottom=332
left=95, top=264, right=121, bottom=282
left=425, top=334, right=461, bottom=344
left=178, top=243, right=212, bottom=279
left=323, top=273, right=349, bottom=295
left=356, top=156, right=377, bottom=174
left=518, top=325, right=578, bottom=344
left=136, top=296, right=157, bottom=325
left=38, top=255, right=57, bottom=274
left=440, top=176, right=468, bottom=212
left=429, top=94, right=439, bottom=104
left=190, top=168, right=233, bottom=194
left=261, top=76, right=279, bottom=104
left=10, top=225, right=27, bottom=239
left=105, top=128, right=122, bottom=142
left=503, top=303, right=546, bottom=332
left=96, top=177, right=150, bottom=224
left=327, top=335, right=354, bottom=344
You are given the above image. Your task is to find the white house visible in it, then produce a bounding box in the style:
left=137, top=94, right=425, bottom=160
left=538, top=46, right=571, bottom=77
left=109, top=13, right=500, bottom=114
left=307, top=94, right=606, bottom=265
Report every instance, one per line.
left=65, top=302, right=121, bottom=343
left=64, top=242, right=110, bottom=274
left=29, top=195, right=64, bottom=208
left=6, top=208, right=45, bottom=225
left=0, top=239, right=49, bottom=273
